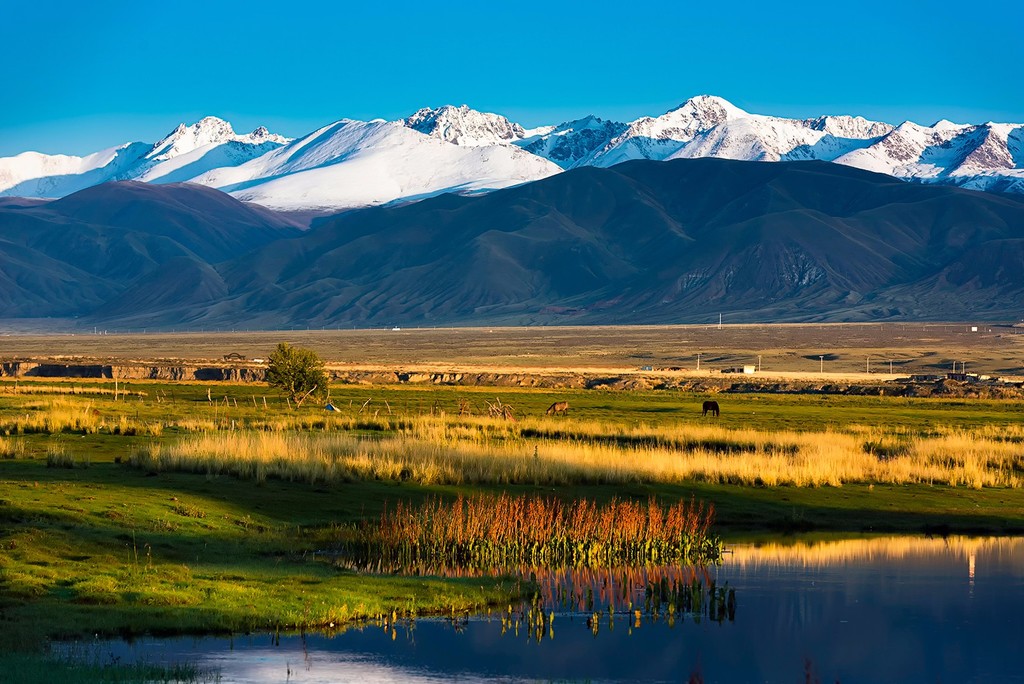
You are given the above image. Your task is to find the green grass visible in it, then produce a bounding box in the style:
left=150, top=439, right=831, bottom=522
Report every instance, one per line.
left=2, top=378, right=1024, bottom=673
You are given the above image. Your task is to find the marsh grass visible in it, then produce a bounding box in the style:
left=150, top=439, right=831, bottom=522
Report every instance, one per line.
left=0, top=398, right=162, bottom=437
left=46, top=442, right=83, bottom=469
left=0, top=435, right=26, bottom=459
left=127, top=416, right=1024, bottom=488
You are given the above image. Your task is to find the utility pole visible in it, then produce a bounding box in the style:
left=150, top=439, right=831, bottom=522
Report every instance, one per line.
left=697, top=353, right=701, bottom=371
left=819, top=355, right=824, bottom=373
left=718, top=313, right=722, bottom=330
left=757, top=355, right=762, bottom=372
left=866, top=357, right=870, bottom=374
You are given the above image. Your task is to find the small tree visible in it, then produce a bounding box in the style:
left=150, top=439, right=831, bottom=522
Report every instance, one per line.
left=266, top=342, right=328, bottom=407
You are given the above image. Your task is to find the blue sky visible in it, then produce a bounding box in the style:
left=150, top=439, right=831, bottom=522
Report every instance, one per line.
left=3, top=0, right=1022, bottom=156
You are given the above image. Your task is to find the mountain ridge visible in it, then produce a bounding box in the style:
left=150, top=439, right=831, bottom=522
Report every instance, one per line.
left=2, top=96, right=1022, bottom=209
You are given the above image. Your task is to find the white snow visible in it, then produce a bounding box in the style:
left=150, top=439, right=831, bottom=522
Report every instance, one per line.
left=1, top=98, right=1022, bottom=206
left=194, top=119, right=561, bottom=210
left=404, top=105, right=526, bottom=146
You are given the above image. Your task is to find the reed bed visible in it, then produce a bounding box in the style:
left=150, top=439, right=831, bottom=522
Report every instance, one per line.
left=348, top=494, right=721, bottom=569
left=127, top=419, right=1024, bottom=488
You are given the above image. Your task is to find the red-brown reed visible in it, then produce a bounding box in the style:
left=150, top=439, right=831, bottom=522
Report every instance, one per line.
left=351, top=493, right=721, bottom=569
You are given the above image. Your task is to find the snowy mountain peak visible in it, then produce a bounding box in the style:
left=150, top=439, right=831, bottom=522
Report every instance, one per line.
left=148, top=116, right=240, bottom=160
left=404, top=105, right=526, bottom=146
left=245, top=126, right=290, bottom=145
left=590, top=95, right=750, bottom=166
left=668, top=95, right=749, bottom=124
left=807, top=115, right=893, bottom=139
left=146, top=117, right=288, bottom=162
left=932, top=119, right=964, bottom=131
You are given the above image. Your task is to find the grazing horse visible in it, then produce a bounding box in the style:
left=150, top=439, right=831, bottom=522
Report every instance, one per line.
left=546, top=401, right=570, bottom=416
left=702, top=400, right=720, bottom=417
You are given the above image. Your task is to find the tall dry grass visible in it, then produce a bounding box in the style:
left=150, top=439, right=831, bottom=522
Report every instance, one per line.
left=2, top=399, right=104, bottom=434
left=127, top=417, right=1024, bottom=488
left=0, top=398, right=163, bottom=436
left=0, top=435, right=26, bottom=459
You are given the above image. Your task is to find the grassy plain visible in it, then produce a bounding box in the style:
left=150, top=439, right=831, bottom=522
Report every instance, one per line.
left=2, top=324, right=1024, bottom=678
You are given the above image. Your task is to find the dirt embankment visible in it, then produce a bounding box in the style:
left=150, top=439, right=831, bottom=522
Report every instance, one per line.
left=0, top=361, right=264, bottom=382
left=2, top=360, right=1022, bottom=399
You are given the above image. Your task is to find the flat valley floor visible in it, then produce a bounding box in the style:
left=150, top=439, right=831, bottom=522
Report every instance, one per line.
left=2, top=322, right=1023, bottom=380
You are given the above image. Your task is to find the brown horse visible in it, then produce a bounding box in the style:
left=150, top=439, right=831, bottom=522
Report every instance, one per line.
left=546, top=401, right=570, bottom=416
left=702, top=400, right=720, bottom=417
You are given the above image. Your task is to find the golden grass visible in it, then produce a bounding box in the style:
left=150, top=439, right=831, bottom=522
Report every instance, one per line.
left=127, top=416, right=1024, bottom=488
left=0, top=435, right=26, bottom=459
left=0, top=398, right=163, bottom=436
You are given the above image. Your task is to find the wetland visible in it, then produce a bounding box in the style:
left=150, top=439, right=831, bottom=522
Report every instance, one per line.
left=2, top=325, right=1023, bottom=681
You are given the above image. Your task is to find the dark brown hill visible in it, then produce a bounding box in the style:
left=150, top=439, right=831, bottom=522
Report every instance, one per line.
left=200, top=159, right=1024, bottom=327
left=0, top=182, right=302, bottom=318
left=4, top=160, right=1024, bottom=328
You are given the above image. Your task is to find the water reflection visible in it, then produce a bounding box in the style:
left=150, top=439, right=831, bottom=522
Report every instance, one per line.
left=70, top=536, right=1024, bottom=683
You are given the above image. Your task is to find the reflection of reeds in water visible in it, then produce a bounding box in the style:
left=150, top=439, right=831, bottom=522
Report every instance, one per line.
left=348, top=494, right=721, bottom=570
left=501, top=565, right=735, bottom=643
left=127, top=415, right=1024, bottom=488
left=727, top=535, right=1024, bottom=570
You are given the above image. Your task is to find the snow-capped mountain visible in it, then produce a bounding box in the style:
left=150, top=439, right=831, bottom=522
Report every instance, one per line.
left=0, top=117, right=289, bottom=197
left=193, top=118, right=561, bottom=210
left=0, top=142, right=152, bottom=198
left=2, top=97, right=1022, bottom=209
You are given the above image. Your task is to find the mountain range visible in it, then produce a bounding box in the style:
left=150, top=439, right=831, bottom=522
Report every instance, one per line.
left=2, top=96, right=1022, bottom=210
left=4, top=158, right=1024, bottom=329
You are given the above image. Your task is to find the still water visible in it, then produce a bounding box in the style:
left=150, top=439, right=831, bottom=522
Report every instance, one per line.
left=79, top=536, right=1023, bottom=683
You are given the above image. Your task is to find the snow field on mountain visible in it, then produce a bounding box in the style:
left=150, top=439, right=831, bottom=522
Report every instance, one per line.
left=1, top=96, right=1022, bottom=208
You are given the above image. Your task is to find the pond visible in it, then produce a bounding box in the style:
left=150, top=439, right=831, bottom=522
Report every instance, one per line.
left=69, top=536, right=1023, bottom=683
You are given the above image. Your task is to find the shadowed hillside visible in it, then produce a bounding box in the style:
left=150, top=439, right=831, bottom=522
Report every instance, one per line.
left=199, top=159, right=1024, bottom=327
left=0, top=182, right=303, bottom=318
left=3, top=160, right=1024, bottom=327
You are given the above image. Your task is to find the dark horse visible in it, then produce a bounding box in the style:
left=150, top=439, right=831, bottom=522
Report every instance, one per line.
left=702, top=400, right=720, bottom=417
